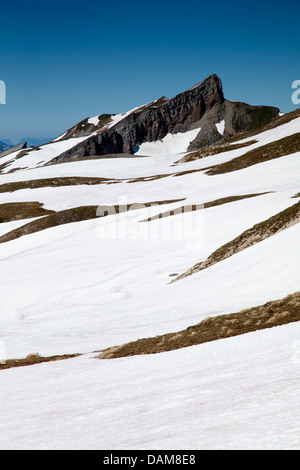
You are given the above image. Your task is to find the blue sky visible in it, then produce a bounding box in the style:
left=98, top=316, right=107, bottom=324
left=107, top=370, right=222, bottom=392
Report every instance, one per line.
left=0, top=0, right=299, bottom=143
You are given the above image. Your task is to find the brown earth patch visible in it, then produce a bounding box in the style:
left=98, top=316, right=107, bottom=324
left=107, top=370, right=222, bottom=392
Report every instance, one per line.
left=0, top=353, right=80, bottom=371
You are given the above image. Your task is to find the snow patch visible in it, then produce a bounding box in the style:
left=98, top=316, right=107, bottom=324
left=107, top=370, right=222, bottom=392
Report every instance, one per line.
left=216, top=119, right=225, bottom=135
left=135, top=128, right=201, bottom=156
left=87, top=115, right=100, bottom=126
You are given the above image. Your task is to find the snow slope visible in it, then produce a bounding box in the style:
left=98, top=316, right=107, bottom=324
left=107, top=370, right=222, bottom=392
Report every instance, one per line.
left=0, top=323, right=299, bottom=450
left=1, top=135, right=93, bottom=172
left=0, top=109, right=299, bottom=450
left=0, top=206, right=299, bottom=359
left=0, top=116, right=299, bottom=358
left=0, top=103, right=151, bottom=172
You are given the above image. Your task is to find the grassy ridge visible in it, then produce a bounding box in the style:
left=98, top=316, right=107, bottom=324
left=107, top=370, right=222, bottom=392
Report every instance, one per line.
left=99, top=291, right=300, bottom=359
left=174, top=199, right=300, bottom=282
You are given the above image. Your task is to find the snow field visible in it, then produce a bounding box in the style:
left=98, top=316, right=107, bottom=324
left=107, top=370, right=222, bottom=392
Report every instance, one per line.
left=0, top=112, right=299, bottom=450
left=0, top=323, right=299, bottom=449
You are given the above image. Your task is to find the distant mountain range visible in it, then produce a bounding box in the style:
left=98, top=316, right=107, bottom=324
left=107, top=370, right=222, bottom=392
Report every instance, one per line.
left=0, top=137, right=53, bottom=151
left=0, top=140, right=11, bottom=152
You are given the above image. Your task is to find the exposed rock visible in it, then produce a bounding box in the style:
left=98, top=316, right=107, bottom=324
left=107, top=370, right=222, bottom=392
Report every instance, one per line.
left=26, top=352, right=41, bottom=360
left=55, top=114, right=114, bottom=141
left=187, top=100, right=280, bottom=150
left=48, top=74, right=279, bottom=163
left=0, top=141, right=27, bottom=159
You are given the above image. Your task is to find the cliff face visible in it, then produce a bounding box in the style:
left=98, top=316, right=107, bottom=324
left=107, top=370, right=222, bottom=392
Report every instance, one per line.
left=187, top=99, right=280, bottom=150
left=51, top=75, right=279, bottom=162
left=116, top=74, right=225, bottom=153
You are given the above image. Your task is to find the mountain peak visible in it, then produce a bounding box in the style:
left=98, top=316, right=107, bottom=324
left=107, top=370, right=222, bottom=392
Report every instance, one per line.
left=0, top=75, right=281, bottom=171
left=188, top=73, right=222, bottom=90
left=48, top=74, right=278, bottom=163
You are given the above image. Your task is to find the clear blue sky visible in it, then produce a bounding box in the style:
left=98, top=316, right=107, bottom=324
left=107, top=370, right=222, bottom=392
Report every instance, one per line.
left=0, top=0, right=299, bottom=143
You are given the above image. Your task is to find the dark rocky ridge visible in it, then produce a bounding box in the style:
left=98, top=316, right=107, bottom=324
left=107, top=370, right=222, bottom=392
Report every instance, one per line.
left=49, top=75, right=280, bottom=163
left=0, top=141, right=27, bottom=159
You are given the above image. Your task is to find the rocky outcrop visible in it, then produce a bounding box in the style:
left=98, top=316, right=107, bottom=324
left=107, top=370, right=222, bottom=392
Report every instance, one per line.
left=50, top=74, right=225, bottom=162
left=49, top=75, right=280, bottom=162
left=0, top=141, right=27, bottom=159
left=187, top=100, right=280, bottom=150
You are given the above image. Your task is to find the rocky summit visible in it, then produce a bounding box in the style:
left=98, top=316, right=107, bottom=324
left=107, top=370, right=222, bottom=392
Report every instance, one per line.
left=49, top=74, right=280, bottom=162
left=0, top=75, right=281, bottom=172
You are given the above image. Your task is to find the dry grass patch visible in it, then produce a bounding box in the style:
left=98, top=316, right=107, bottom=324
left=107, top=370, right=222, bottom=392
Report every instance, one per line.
left=99, top=291, right=300, bottom=358
left=0, top=176, right=117, bottom=194
left=0, top=202, right=55, bottom=223
left=0, top=206, right=100, bottom=244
